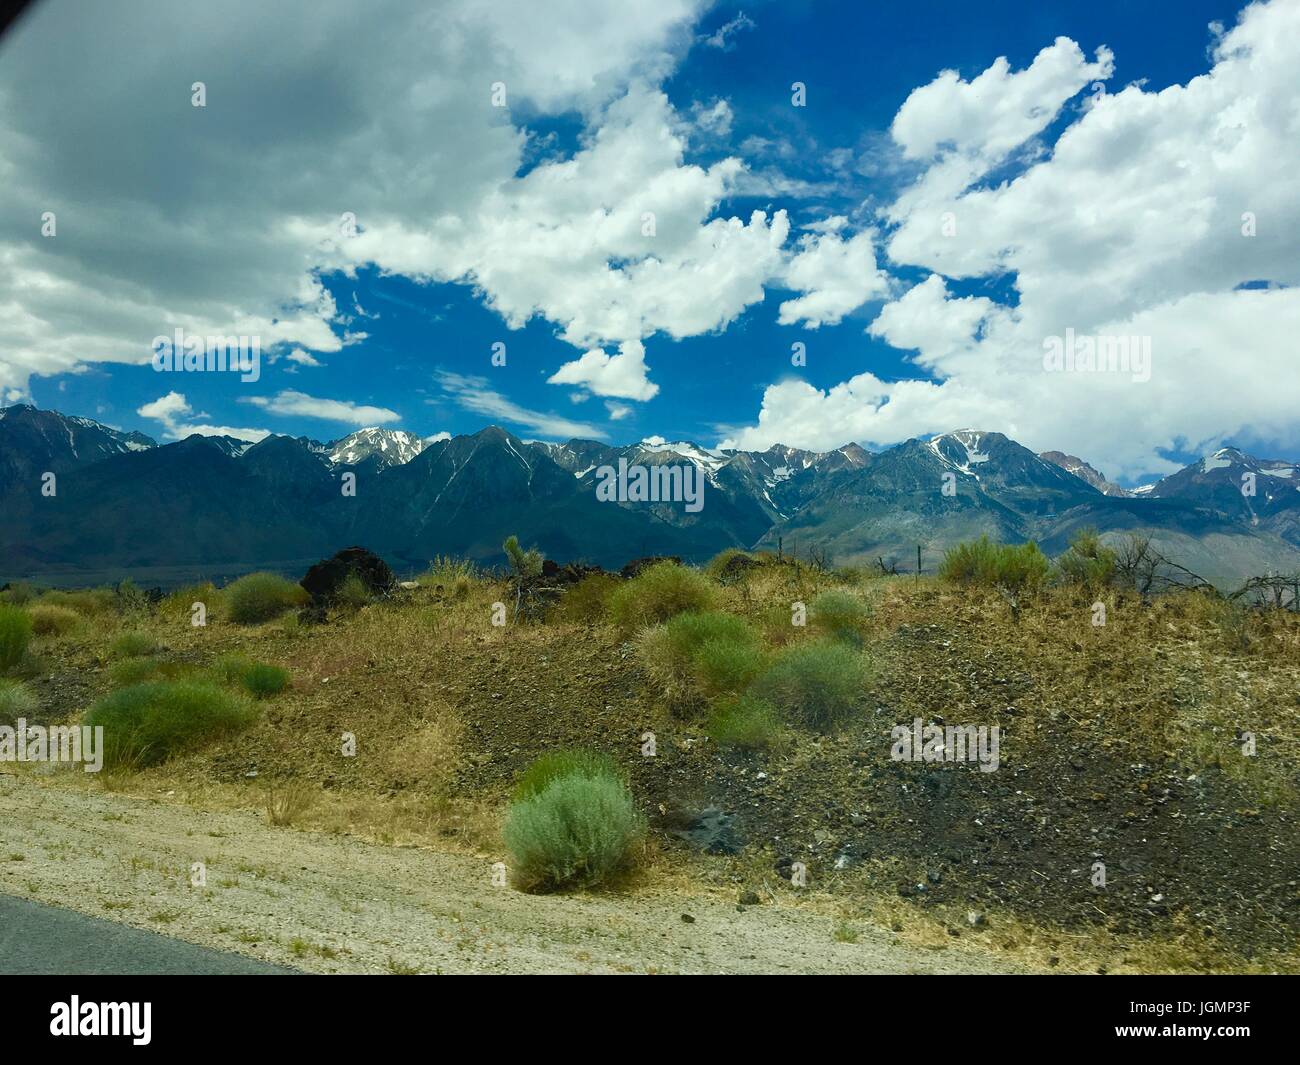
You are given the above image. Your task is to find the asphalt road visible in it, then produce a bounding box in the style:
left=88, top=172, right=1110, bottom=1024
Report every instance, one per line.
left=0, top=895, right=298, bottom=975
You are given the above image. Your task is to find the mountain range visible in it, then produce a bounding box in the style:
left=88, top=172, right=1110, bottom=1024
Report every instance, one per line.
left=1, top=404, right=1297, bottom=588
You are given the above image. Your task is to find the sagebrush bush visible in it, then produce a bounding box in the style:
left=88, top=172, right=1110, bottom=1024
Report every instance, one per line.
left=635, top=611, right=764, bottom=709
left=83, top=680, right=259, bottom=768
left=552, top=573, right=621, bottom=623
left=0, top=605, right=33, bottom=674
left=209, top=653, right=288, bottom=697
left=0, top=582, right=35, bottom=606
left=706, top=694, right=782, bottom=750
left=503, top=772, right=644, bottom=892
left=37, top=588, right=116, bottom=615
left=608, top=562, right=716, bottom=630
left=753, top=639, right=868, bottom=730
left=939, top=535, right=1050, bottom=594
left=0, top=677, right=37, bottom=724
left=110, top=630, right=157, bottom=658
left=28, top=603, right=82, bottom=636
left=224, top=572, right=308, bottom=624
left=1055, top=528, right=1117, bottom=591
left=810, top=589, right=870, bottom=645
left=692, top=637, right=766, bottom=697
left=160, top=582, right=220, bottom=620
left=511, top=748, right=622, bottom=802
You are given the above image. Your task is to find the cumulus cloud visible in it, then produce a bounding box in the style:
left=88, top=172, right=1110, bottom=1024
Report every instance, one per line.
left=727, top=0, right=1300, bottom=480
left=778, top=220, right=892, bottom=328
left=548, top=340, right=660, bottom=401
left=137, top=391, right=270, bottom=442
left=0, top=0, right=720, bottom=397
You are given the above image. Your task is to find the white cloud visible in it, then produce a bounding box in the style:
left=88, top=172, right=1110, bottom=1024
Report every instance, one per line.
left=728, top=0, right=1300, bottom=479
left=778, top=222, right=891, bottom=328
left=137, top=391, right=269, bottom=442
left=698, top=12, right=755, bottom=51
left=243, top=390, right=399, bottom=426
left=548, top=339, right=659, bottom=401
left=606, top=401, right=633, bottom=421
left=0, top=0, right=721, bottom=395
left=424, top=431, right=451, bottom=444
left=337, top=86, right=790, bottom=351
left=434, top=371, right=607, bottom=440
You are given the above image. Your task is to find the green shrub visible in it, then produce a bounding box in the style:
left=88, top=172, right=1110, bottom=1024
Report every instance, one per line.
left=28, top=603, right=82, bottom=636
left=1055, top=528, right=1117, bottom=591
left=335, top=574, right=372, bottom=610
left=635, top=611, right=764, bottom=707
left=608, top=562, right=716, bottom=630
left=0, top=582, right=35, bottom=606
left=810, top=589, right=870, bottom=645
left=502, top=772, right=644, bottom=892
left=237, top=661, right=290, bottom=698
left=110, top=630, right=157, bottom=658
left=420, top=556, right=478, bottom=591
left=693, top=637, right=766, bottom=697
left=706, top=694, right=782, bottom=750
left=160, top=582, right=220, bottom=620
left=0, top=678, right=37, bottom=725
left=109, top=657, right=167, bottom=687
left=511, top=748, right=622, bottom=802
left=224, top=572, right=308, bottom=624
left=114, top=578, right=151, bottom=616
left=502, top=535, right=543, bottom=580
left=552, top=573, right=622, bottom=624
left=37, top=588, right=116, bottom=615
left=83, top=680, right=259, bottom=768
left=705, top=548, right=768, bottom=584
left=939, top=535, right=1050, bottom=594
left=210, top=653, right=289, bottom=696
left=753, top=639, right=868, bottom=731
left=0, top=605, right=33, bottom=674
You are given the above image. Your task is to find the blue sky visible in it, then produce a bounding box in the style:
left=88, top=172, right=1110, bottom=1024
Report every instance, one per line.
left=5, top=0, right=1296, bottom=485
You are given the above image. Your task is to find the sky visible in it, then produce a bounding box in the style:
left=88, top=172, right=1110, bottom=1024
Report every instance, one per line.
left=0, top=0, right=1297, bottom=486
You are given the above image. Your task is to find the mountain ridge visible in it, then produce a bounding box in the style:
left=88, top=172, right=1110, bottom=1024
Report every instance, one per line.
left=3, top=405, right=1298, bottom=587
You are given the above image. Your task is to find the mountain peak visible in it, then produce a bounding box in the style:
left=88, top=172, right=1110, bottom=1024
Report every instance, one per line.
left=327, top=427, right=426, bottom=469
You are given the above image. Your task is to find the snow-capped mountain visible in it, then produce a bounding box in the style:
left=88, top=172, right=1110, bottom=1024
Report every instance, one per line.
left=1039, top=450, right=1131, bottom=497
left=4, top=406, right=1300, bottom=587
left=327, top=427, right=427, bottom=470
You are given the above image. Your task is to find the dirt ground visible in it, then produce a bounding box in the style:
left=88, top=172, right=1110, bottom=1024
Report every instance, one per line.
left=0, top=774, right=1023, bottom=975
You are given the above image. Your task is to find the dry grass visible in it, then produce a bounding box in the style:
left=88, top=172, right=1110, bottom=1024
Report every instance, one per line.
left=265, top=779, right=316, bottom=826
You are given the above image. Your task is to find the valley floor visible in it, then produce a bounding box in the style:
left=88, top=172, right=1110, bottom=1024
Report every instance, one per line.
left=0, top=774, right=1023, bottom=975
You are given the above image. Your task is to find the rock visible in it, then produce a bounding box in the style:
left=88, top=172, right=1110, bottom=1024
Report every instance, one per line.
left=398, top=580, right=420, bottom=590
left=671, top=806, right=742, bottom=855
left=739, top=890, right=761, bottom=906
left=620, top=556, right=682, bottom=580
left=680, top=913, right=695, bottom=924
left=300, top=546, right=395, bottom=605
left=966, top=911, right=987, bottom=928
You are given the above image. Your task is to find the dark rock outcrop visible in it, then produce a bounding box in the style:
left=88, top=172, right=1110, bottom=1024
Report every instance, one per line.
left=300, top=546, right=395, bottom=605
